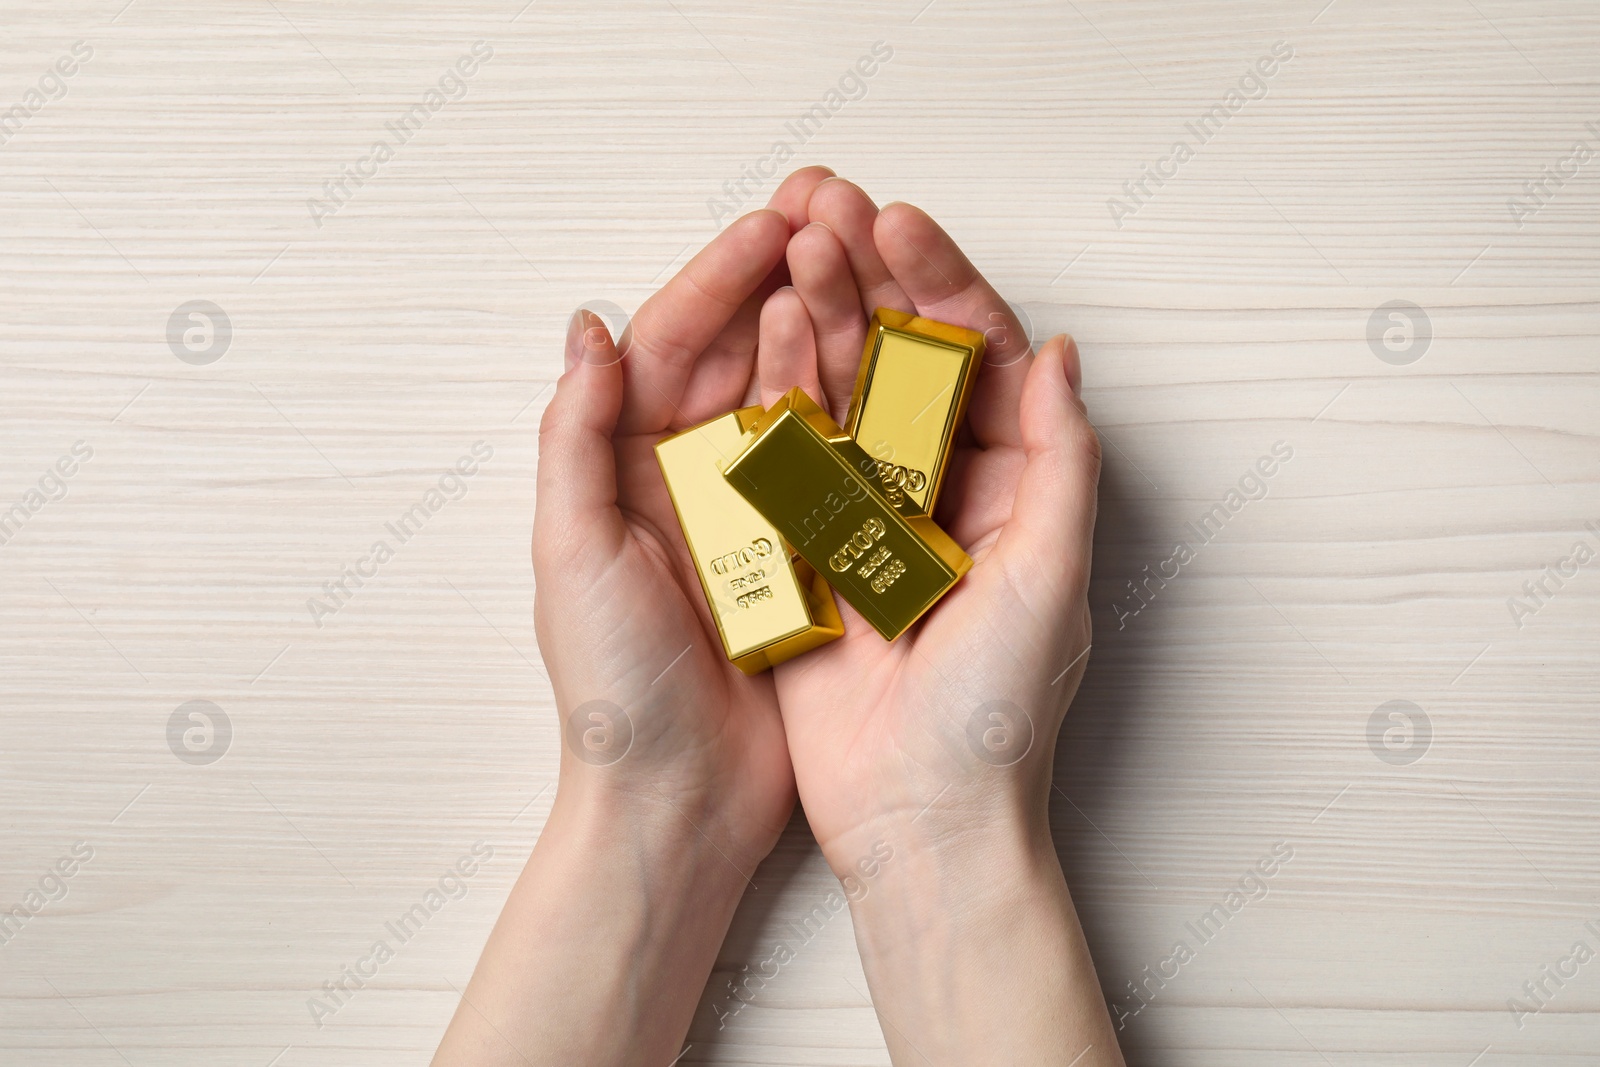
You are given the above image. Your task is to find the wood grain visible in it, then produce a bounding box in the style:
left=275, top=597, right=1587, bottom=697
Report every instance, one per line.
left=1, top=1, right=1596, bottom=1063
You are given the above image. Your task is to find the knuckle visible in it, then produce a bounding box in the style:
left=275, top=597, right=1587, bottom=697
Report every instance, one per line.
left=537, top=390, right=568, bottom=448
left=532, top=509, right=582, bottom=570
left=1067, top=418, right=1102, bottom=473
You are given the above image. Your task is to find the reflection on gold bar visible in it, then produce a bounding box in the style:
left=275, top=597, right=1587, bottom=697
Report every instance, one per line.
left=655, top=407, right=844, bottom=674
left=845, top=308, right=985, bottom=512
left=722, top=388, right=972, bottom=642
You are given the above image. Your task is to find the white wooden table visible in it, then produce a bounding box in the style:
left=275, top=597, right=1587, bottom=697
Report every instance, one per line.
left=2, top=2, right=1596, bottom=1063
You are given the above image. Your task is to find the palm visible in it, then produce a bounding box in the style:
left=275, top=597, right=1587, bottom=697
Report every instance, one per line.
left=754, top=187, right=1097, bottom=860
left=533, top=206, right=811, bottom=861
left=771, top=413, right=1063, bottom=850
left=575, top=431, right=790, bottom=805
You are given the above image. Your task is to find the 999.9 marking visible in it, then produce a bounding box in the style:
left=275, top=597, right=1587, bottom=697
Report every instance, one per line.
left=735, top=585, right=773, bottom=608
left=869, top=557, right=906, bottom=593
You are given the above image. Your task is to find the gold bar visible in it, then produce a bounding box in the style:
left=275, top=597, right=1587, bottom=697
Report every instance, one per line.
left=722, top=388, right=972, bottom=642
left=655, top=407, right=844, bottom=674
left=845, top=307, right=985, bottom=512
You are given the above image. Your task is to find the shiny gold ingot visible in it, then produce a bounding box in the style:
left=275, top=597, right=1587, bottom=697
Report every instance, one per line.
left=722, top=388, right=972, bottom=642
left=655, top=407, right=844, bottom=674
left=845, top=308, right=985, bottom=512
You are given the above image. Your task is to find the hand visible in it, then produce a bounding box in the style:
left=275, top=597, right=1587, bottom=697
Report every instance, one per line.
left=758, top=180, right=1101, bottom=870
left=433, top=169, right=843, bottom=1067
left=755, top=179, right=1121, bottom=1065
left=533, top=167, right=835, bottom=864
left=435, top=168, right=1121, bottom=1067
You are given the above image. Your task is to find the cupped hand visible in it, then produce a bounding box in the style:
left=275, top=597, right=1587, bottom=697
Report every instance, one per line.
left=531, top=168, right=834, bottom=866
left=756, top=180, right=1103, bottom=870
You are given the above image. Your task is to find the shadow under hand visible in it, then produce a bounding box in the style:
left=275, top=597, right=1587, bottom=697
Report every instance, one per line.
left=1054, top=452, right=1171, bottom=1057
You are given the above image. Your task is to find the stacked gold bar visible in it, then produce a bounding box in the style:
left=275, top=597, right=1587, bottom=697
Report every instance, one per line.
left=655, top=310, right=987, bottom=669
left=655, top=408, right=844, bottom=675
left=723, top=389, right=969, bottom=642
left=846, top=307, right=984, bottom=513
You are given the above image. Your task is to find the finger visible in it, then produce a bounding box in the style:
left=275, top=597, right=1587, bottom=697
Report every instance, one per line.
left=807, top=178, right=912, bottom=317
left=756, top=287, right=823, bottom=410
left=682, top=229, right=826, bottom=418
left=766, top=166, right=836, bottom=232
left=984, top=334, right=1099, bottom=611
left=872, top=201, right=1032, bottom=448
left=787, top=222, right=868, bottom=423
left=755, top=167, right=838, bottom=299
left=536, top=311, right=628, bottom=565
left=619, top=209, right=789, bottom=434
left=680, top=287, right=766, bottom=420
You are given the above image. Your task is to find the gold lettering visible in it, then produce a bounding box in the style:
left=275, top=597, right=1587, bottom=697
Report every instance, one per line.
left=728, top=568, right=767, bottom=590
left=857, top=545, right=892, bottom=580
left=872, top=459, right=928, bottom=497
left=829, top=518, right=888, bottom=574
left=736, top=585, right=774, bottom=608
left=870, top=557, right=907, bottom=593
left=710, top=538, right=778, bottom=576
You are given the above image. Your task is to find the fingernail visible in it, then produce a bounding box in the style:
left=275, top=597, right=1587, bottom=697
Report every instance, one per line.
left=580, top=311, right=612, bottom=366
left=1059, top=334, right=1083, bottom=395
left=565, top=308, right=586, bottom=372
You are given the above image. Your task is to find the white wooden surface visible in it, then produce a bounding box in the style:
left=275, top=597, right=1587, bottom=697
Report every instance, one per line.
left=2, top=2, right=1597, bottom=1064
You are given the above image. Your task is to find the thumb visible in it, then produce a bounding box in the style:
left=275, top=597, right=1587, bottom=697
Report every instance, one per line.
left=985, top=333, right=1101, bottom=612
left=534, top=310, right=627, bottom=565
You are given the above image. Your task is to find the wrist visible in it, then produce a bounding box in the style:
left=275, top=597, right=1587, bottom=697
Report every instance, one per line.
left=829, top=809, right=1120, bottom=1066
left=546, top=769, right=775, bottom=892
left=836, top=807, right=1063, bottom=931
left=815, top=766, right=1054, bottom=886
left=444, top=765, right=764, bottom=1066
